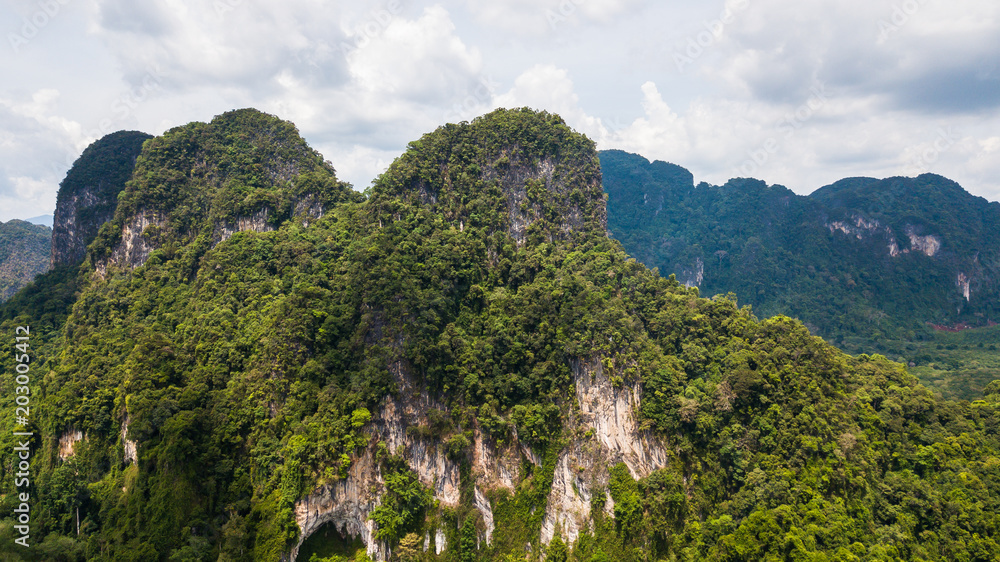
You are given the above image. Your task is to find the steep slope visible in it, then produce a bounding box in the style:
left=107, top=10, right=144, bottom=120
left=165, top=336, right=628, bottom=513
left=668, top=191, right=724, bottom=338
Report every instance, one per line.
left=601, top=149, right=1000, bottom=344
left=0, top=219, right=50, bottom=301
left=51, top=130, right=152, bottom=267
left=88, top=109, right=350, bottom=276
left=0, top=110, right=997, bottom=562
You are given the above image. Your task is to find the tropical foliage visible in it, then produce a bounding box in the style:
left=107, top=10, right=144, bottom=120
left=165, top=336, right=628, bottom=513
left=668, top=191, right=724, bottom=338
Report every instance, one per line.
left=0, top=110, right=996, bottom=561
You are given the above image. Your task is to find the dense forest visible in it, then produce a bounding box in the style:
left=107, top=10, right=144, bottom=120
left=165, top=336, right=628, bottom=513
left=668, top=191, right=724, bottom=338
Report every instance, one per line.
left=600, top=149, right=1000, bottom=400
left=0, top=109, right=997, bottom=561
left=601, top=149, right=1000, bottom=343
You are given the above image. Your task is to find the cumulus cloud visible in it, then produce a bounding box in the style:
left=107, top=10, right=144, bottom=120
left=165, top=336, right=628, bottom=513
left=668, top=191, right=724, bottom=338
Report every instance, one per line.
left=493, top=61, right=1000, bottom=201
left=91, top=0, right=353, bottom=93
left=460, top=0, right=642, bottom=35
left=261, top=4, right=488, bottom=187
left=492, top=64, right=605, bottom=139
left=0, top=91, right=81, bottom=218
left=706, top=0, right=1000, bottom=114
left=346, top=5, right=481, bottom=105
left=3, top=0, right=1000, bottom=220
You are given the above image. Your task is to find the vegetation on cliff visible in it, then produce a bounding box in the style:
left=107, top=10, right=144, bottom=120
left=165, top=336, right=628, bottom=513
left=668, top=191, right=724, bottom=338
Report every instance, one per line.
left=0, top=109, right=996, bottom=561
left=601, top=149, right=1000, bottom=343
left=600, top=149, right=1000, bottom=401
left=0, top=220, right=51, bottom=301
left=50, top=130, right=152, bottom=267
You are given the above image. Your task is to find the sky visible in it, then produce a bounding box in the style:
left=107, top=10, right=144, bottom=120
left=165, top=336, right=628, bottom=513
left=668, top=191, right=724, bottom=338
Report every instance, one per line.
left=1, top=0, right=999, bottom=221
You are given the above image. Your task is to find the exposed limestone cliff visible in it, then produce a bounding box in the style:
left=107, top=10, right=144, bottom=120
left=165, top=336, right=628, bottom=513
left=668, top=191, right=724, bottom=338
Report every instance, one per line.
left=212, top=209, right=276, bottom=246
left=57, top=428, right=85, bottom=461
left=371, top=108, right=607, bottom=251
left=121, top=416, right=137, bottom=465
left=826, top=215, right=943, bottom=260
left=678, top=257, right=704, bottom=288
left=905, top=226, right=941, bottom=257
left=290, top=450, right=382, bottom=562
left=826, top=215, right=894, bottom=247
left=92, top=109, right=354, bottom=274
left=51, top=131, right=151, bottom=267
left=957, top=272, right=971, bottom=301
left=539, top=358, right=669, bottom=545
left=291, top=358, right=525, bottom=560
left=95, top=211, right=166, bottom=276
left=481, top=154, right=606, bottom=246
left=291, top=355, right=671, bottom=559
left=570, top=358, right=669, bottom=478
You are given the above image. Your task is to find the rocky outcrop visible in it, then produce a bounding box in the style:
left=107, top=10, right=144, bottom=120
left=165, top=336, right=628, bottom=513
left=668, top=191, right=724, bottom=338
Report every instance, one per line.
left=571, top=358, right=669, bottom=477
left=679, top=257, right=704, bottom=288
left=291, top=358, right=523, bottom=560
left=957, top=272, right=971, bottom=301
left=483, top=151, right=607, bottom=247
left=826, top=215, right=896, bottom=248
left=289, top=352, right=673, bottom=559
left=474, top=487, right=495, bottom=546
left=51, top=131, right=151, bottom=267
left=290, top=449, right=383, bottom=562
left=905, top=226, right=941, bottom=257
left=539, top=358, right=669, bottom=545
left=485, top=156, right=602, bottom=246
left=827, top=216, right=942, bottom=260
left=95, top=211, right=166, bottom=276
left=57, top=429, right=85, bottom=460
left=212, top=209, right=277, bottom=246
left=91, top=111, right=347, bottom=274
left=122, top=417, right=137, bottom=465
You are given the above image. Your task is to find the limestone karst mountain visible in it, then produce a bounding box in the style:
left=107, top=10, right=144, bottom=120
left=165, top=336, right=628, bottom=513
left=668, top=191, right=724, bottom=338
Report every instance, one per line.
left=601, top=149, right=1000, bottom=344
left=0, top=109, right=996, bottom=561
left=50, top=130, right=152, bottom=268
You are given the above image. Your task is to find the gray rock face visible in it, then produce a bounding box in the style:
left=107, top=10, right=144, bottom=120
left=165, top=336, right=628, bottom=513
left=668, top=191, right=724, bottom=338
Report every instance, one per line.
left=92, top=110, right=348, bottom=274
left=50, top=131, right=151, bottom=267
left=290, top=355, right=671, bottom=560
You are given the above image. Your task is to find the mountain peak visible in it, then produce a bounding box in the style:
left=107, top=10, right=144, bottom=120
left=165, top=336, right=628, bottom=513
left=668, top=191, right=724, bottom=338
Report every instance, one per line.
left=89, top=108, right=357, bottom=274
left=51, top=130, right=152, bottom=267
left=369, top=107, right=607, bottom=246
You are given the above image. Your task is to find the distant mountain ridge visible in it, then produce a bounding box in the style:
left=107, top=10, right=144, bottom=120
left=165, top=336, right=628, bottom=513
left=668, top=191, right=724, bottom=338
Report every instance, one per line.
left=600, top=149, right=1000, bottom=343
left=0, top=219, right=50, bottom=301
left=26, top=214, right=53, bottom=227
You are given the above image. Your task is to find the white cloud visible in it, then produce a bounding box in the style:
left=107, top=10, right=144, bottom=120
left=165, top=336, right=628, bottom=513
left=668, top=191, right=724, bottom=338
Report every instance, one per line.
left=91, top=0, right=353, bottom=93
left=461, top=0, right=641, bottom=35
left=3, top=0, right=1000, bottom=221
left=493, top=64, right=605, bottom=140
left=0, top=92, right=79, bottom=219
left=258, top=5, right=488, bottom=188
left=347, top=5, right=481, bottom=103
